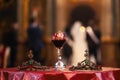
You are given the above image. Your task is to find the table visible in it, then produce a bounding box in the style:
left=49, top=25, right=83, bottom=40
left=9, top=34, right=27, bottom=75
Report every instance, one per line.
left=0, top=67, right=120, bottom=80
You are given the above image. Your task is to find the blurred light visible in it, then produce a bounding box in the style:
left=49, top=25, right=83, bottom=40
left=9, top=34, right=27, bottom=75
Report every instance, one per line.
left=80, top=26, right=86, bottom=32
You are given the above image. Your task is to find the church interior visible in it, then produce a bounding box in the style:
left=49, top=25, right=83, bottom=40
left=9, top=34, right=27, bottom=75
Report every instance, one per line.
left=0, top=0, right=120, bottom=68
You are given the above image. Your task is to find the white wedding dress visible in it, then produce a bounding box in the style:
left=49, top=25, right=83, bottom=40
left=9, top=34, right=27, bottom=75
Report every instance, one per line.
left=67, top=21, right=88, bottom=66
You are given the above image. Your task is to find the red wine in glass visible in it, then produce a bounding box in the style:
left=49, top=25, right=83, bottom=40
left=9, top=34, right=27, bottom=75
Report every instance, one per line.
left=52, top=39, right=65, bottom=49
left=52, top=31, right=66, bottom=70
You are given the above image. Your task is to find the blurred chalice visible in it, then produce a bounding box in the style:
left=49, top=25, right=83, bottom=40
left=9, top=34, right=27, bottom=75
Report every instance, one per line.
left=52, top=31, right=66, bottom=70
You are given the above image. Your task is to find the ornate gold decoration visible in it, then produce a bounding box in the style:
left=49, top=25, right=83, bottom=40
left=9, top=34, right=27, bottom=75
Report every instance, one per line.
left=69, top=50, right=102, bottom=71
left=18, top=50, right=48, bottom=71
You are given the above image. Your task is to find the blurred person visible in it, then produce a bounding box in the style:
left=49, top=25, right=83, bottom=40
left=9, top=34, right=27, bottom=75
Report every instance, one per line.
left=63, top=4, right=101, bottom=65
left=0, top=43, right=10, bottom=68
left=2, top=21, right=19, bottom=67
left=27, top=17, right=44, bottom=64
left=64, top=22, right=88, bottom=66
left=86, top=19, right=101, bottom=65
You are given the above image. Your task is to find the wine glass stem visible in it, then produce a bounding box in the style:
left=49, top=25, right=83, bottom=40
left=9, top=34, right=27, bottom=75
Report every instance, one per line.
left=57, top=48, right=61, bottom=60
left=54, top=48, right=65, bottom=69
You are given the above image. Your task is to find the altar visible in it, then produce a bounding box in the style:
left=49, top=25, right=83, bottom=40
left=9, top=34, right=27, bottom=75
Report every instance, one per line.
left=0, top=67, right=120, bottom=80
left=0, top=30, right=120, bottom=80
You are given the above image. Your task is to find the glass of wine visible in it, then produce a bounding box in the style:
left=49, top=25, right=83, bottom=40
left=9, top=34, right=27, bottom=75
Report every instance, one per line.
left=52, top=31, right=66, bottom=70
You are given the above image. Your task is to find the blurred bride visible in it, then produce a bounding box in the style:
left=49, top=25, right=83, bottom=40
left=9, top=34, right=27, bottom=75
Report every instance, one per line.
left=66, top=21, right=88, bottom=66
left=63, top=5, right=101, bottom=66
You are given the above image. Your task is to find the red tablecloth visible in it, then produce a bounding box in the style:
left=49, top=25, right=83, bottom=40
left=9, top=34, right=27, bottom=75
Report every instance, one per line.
left=0, top=67, right=120, bottom=80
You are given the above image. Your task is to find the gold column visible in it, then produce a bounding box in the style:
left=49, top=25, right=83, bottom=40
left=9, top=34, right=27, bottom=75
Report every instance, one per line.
left=45, top=0, right=56, bottom=65
left=17, top=0, right=29, bottom=65
left=23, top=0, right=29, bottom=39
left=100, top=0, right=113, bottom=38
left=113, top=0, right=120, bottom=67
left=100, top=0, right=119, bottom=67
left=56, top=0, right=67, bottom=31
left=46, top=0, right=53, bottom=35
left=18, top=0, right=29, bottom=39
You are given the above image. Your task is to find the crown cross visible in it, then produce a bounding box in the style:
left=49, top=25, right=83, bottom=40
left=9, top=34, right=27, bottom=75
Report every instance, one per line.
left=84, top=49, right=89, bottom=60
